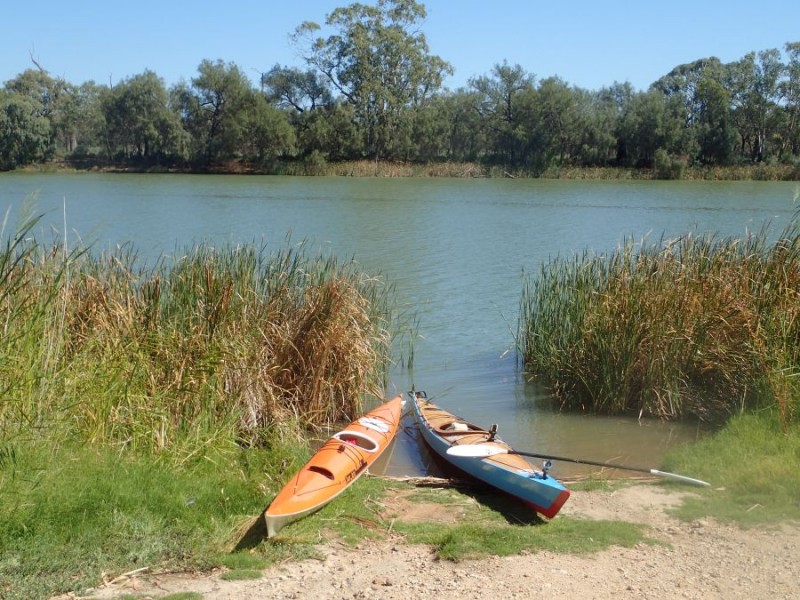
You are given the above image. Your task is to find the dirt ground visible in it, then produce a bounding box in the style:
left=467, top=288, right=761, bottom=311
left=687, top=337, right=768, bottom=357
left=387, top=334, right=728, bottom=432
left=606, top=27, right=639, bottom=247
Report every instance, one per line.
left=80, top=482, right=798, bottom=600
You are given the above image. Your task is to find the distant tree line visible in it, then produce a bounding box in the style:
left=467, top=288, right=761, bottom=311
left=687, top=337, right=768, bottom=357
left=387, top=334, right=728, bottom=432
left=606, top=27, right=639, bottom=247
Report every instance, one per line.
left=2, top=0, right=800, bottom=175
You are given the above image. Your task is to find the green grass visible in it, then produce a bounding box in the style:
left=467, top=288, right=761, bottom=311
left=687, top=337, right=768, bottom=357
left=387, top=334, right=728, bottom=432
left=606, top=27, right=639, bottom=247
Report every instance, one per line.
left=4, top=410, right=799, bottom=598
left=0, top=442, right=300, bottom=599
left=3, top=208, right=799, bottom=598
left=220, top=569, right=263, bottom=581
left=258, top=475, right=647, bottom=560
left=663, top=410, right=800, bottom=526
left=395, top=510, right=645, bottom=561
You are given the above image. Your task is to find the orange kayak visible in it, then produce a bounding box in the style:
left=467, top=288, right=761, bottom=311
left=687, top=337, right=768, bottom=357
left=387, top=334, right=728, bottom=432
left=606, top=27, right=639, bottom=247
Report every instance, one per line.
left=265, top=394, right=404, bottom=537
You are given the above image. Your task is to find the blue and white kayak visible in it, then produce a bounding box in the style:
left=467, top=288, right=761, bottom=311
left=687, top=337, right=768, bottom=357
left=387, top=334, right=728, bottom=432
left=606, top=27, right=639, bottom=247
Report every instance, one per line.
left=410, top=389, right=570, bottom=518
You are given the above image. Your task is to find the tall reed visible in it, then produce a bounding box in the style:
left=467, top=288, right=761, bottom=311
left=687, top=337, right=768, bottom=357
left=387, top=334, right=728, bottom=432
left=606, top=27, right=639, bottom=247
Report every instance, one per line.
left=518, top=218, right=800, bottom=426
left=0, top=223, right=397, bottom=460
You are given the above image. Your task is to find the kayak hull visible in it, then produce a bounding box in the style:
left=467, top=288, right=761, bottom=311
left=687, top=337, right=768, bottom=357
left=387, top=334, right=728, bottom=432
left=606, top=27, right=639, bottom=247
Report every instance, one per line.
left=265, top=395, right=404, bottom=536
left=411, top=390, right=569, bottom=518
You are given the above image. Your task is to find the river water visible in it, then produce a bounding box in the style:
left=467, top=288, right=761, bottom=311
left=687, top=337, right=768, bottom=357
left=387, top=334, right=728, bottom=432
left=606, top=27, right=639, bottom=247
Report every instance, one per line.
left=2, top=173, right=797, bottom=478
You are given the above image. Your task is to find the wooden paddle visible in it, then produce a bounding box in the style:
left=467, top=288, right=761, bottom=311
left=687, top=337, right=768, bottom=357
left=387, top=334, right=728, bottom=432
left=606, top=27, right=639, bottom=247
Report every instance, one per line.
left=446, top=445, right=711, bottom=487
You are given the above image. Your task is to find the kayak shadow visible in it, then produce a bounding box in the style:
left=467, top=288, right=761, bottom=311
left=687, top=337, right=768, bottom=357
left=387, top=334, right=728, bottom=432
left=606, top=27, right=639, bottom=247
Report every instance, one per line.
left=418, top=444, right=545, bottom=526
left=459, top=483, right=546, bottom=526
left=230, top=511, right=268, bottom=551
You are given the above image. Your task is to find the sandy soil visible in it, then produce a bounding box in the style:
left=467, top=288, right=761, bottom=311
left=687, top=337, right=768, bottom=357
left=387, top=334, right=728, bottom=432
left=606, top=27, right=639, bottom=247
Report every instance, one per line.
left=79, top=482, right=798, bottom=600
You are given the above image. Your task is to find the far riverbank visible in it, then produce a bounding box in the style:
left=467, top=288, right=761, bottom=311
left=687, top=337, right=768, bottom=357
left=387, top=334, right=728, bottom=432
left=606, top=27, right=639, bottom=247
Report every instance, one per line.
left=14, top=158, right=800, bottom=181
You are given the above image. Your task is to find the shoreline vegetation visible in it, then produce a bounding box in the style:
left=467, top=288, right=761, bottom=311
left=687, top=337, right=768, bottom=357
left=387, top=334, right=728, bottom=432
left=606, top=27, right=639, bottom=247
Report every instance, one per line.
left=1, top=206, right=799, bottom=598
left=19, top=158, right=800, bottom=181
left=518, top=217, right=800, bottom=428
left=0, top=214, right=399, bottom=455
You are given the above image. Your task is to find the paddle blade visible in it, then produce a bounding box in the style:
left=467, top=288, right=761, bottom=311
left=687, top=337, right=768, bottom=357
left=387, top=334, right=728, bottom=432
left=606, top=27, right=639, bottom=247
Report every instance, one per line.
left=446, top=445, right=507, bottom=458
left=650, top=469, right=711, bottom=487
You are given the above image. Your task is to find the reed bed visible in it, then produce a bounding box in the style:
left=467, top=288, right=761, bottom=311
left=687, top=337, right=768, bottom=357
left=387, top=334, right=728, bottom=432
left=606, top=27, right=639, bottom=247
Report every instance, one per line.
left=518, top=218, right=800, bottom=426
left=0, top=220, right=397, bottom=460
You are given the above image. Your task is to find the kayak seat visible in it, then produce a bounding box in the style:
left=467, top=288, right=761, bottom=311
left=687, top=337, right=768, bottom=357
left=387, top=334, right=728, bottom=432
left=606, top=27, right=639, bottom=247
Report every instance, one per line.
left=434, top=421, right=490, bottom=436
left=332, top=430, right=380, bottom=452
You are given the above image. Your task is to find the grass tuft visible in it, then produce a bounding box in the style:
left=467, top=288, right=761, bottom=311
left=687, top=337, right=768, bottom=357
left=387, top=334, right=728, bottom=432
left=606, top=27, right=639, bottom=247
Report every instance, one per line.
left=664, top=410, right=800, bottom=526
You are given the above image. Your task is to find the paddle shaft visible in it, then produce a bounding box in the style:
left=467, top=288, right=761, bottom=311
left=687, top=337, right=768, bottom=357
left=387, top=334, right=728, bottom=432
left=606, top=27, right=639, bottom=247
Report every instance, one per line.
left=510, top=450, right=710, bottom=487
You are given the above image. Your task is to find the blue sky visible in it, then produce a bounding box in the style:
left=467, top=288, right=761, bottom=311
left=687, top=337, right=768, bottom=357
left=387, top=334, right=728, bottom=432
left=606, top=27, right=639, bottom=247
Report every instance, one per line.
left=3, top=1, right=799, bottom=92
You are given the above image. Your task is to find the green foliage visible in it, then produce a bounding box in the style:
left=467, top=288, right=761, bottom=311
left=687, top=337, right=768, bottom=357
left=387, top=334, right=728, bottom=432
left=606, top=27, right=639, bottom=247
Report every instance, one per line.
left=262, top=475, right=646, bottom=561
left=293, top=0, right=452, bottom=160
left=0, top=93, right=53, bottom=169
left=653, top=148, right=687, bottom=179
left=219, top=552, right=269, bottom=570
left=220, top=569, right=264, bottom=581
left=3, top=15, right=800, bottom=172
left=469, top=61, right=536, bottom=167
left=664, top=410, right=800, bottom=526
left=518, top=218, right=800, bottom=425
left=5, top=409, right=797, bottom=597
left=0, top=443, right=277, bottom=599
left=244, top=95, right=297, bottom=163
left=101, top=70, right=188, bottom=163
left=176, top=59, right=261, bottom=165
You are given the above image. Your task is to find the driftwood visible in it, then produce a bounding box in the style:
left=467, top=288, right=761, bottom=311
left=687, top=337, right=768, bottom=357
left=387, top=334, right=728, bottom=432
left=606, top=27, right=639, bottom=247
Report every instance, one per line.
left=377, top=474, right=483, bottom=489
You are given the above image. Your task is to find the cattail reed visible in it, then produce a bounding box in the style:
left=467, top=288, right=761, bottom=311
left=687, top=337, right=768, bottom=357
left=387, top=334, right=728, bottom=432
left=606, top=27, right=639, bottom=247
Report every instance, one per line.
left=518, top=217, right=800, bottom=427
left=0, top=221, right=397, bottom=459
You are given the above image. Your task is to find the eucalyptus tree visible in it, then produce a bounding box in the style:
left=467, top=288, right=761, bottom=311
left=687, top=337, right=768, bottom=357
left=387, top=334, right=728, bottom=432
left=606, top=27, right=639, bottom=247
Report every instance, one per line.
left=101, top=70, right=186, bottom=161
left=3, top=68, right=68, bottom=156
left=292, top=0, right=453, bottom=160
left=10, top=72, right=88, bottom=156
left=261, top=64, right=332, bottom=113
left=241, top=92, right=297, bottom=164
left=175, top=59, right=257, bottom=164
left=438, top=89, right=488, bottom=162
left=573, top=87, right=618, bottom=165
left=597, top=81, right=635, bottom=163
left=5, top=69, right=65, bottom=120
left=0, top=90, right=52, bottom=169
left=693, top=75, right=736, bottom=164
left=533, top=77, right=585, bottom=167
left=779, top=41, right=800, bottom=157
left=260, top=64, right=341, bottom=158
left=653, top=58, right=725, bottom=126
left=649, top=57, right=744, bottom=165
left=405, top=92, right=467, bottom=162
left=288, top=101, right=362, bottom=160
left=726, top=49, right=784, bottom=161
left=469, top=61, right=536, bottom=166
left=615, top=89, right=669, bottom=167
left=55, top=81, right=104, bottom=155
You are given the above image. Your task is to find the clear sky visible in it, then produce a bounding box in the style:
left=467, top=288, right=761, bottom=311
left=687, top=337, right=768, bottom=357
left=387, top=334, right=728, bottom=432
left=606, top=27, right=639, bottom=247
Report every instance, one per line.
left=3, top=0, right=799, bottom=92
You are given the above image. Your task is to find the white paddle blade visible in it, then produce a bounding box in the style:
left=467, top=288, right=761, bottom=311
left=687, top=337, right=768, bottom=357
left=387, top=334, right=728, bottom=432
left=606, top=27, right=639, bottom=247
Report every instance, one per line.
left=446, top=445, right=508, bottom=458
left=650, top=469, right=711, bottom=487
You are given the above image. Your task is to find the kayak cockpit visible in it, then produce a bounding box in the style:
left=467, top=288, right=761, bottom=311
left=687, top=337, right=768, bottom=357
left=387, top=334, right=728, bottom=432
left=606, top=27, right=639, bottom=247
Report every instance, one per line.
left=434, top=421, right=491, bottom=436
left=332, top=430, right=380, bottom=452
